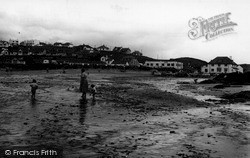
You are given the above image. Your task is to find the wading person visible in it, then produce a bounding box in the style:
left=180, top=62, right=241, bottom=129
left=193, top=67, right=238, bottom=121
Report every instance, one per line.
left=89, top=84, right=97, bottom=101
left=80, top=68, right=88, bottom=100
left=30, top=79, right=38, bottom=100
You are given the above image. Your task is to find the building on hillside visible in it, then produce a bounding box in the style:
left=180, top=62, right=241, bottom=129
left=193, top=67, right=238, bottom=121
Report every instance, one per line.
left=61, top=42, right=73, bottom=47
left=144, top=60, right=183, bottom=70
left=83, top=44, right=93, bottom=51
left=113, top=47, right=123, bottom=52
left=9, top=39, right=19, bottom=46
left=97, top=45, right=109, bottom=51
left=100, top=56, right=114, bottom=65
left=39, top=42, right=47, bottom=46
left=201, top=56, right=243, bottom=74
left=0, top=48, right=9, bottom=55
left=43, top=59, right=50, bottom=64
left=120, top=48, right=131, bottom=54
left=17, top=49, right=23, bottom=56
left=11, top=58, right=26, bottom=65
left=112, top=47, right=131, bottom=54
left=132, top=51, right=143, bottom=56
left=0, top=40, right=10, bottom=47
left=20, top=40, right=40, bottom=46
left=122, top=56, right=140, bottom=67
left=9, top=51, right=18, bottom=56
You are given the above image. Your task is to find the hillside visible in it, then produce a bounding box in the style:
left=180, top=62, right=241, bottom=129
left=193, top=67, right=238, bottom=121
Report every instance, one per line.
left=171, top=57, right=207, bottom=72
left=98, top=51, right=155, bottom=64
left=240, top=64, right=250, bottom=73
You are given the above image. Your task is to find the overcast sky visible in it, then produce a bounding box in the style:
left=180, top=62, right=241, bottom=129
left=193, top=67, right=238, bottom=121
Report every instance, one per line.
left=0, top=0, right=250, bottom=64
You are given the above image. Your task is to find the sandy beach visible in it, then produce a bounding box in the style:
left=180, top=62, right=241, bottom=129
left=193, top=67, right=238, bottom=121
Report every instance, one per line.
left=0, top=69, right=249, bottom=158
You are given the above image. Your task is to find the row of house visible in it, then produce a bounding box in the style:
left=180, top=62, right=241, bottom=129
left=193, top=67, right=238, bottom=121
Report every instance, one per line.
left=102, top=56, right=244, bottom=73
left=0, top=48, right=34, bottom=56
left=142, top=56, right=244, bottom=74
left=1, top=39, right=140, bottom=55
left=0, top=39, right=19, bottom=47
left=0, top=40, right=72, bottom=47
left=0, top=41, right=143, bottom=57
left=1, top=54, right=246, bottom=74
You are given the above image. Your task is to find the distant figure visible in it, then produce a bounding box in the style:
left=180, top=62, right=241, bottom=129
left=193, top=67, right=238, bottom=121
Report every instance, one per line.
left=46, top=68, right=49, bottom=73
left=80, top=68, right=88, bottom=100
left=89, top=84, right=97, bottom=100
left=30, top=79, right=38, bottom=100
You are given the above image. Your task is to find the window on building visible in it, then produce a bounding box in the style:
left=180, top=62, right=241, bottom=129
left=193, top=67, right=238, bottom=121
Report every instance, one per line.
left=205, top=69, right=208, bottom=72
left=217, top=67, right=221, bottom=72
left=225, top=64, right=227, bottom=66
left=156, top=63, right=159, bottom=66
left=224, top=68, right=228, bottom=72
left=150, top=63, right=153, bottom=66
left=147, top=63, right=149, bottom=66
left=171, top=63, right=174, bottom=66
left=162, top=63, right=164, bottom=66
left=211, top=69, right=214, bottom=72
left=167, top=63, right=170, bottom=66
left=211, top=64, right=214, bottom=66
left=218, top=64, right=221, bottom=67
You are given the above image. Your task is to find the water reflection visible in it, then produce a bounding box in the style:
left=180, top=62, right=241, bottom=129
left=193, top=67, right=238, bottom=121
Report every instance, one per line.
left=79, top=99, right=97, bottom=124
left=30, top=98, right=37, bottom=107
left=79, top=99, right=87, bottom=125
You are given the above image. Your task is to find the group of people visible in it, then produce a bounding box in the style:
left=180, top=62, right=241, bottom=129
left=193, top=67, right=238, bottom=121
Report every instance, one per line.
left=30, top=68, right=96, bottom=101
left=79, top=68, right=96, bottom=100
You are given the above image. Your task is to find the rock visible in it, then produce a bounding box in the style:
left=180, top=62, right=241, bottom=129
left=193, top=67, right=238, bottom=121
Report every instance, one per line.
left=170, top=131, right=175, bottom=134
left=23, top=122, right=28, bottom=125
left=207, top=133, right=213, bottom=137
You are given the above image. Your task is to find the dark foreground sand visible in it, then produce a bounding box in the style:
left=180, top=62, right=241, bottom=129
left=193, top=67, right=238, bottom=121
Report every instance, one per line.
left=0, top=69, right=249, bottom=158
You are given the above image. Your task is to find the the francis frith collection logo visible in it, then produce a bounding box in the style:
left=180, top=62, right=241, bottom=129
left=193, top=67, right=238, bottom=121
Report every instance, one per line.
left=188, top=12, right=237, bottom=40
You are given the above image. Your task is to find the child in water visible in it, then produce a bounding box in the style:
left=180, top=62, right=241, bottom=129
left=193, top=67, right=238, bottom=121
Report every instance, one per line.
left=89, top=84, right=97, bottom=100
left=30, top=79, right=38, bottom=99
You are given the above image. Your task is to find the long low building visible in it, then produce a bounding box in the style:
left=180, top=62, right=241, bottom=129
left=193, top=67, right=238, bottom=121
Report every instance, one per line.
left=144, top=60, right=183, bottom=70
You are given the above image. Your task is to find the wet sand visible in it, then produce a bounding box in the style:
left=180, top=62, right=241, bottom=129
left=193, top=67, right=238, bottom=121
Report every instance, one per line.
left=0, top=69, right=249, bottom=158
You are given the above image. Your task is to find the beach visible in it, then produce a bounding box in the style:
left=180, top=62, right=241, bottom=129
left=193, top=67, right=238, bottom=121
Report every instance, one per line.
left=0, top=69, right=249, bottom=158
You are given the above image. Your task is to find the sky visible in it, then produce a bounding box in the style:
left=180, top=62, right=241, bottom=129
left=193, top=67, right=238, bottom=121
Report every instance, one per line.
left=0, top=0, right=250, bottom=64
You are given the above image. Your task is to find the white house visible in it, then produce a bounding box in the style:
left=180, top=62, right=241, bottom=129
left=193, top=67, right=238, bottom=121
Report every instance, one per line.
left=201, top=56, right=243, bottom=74
left=9, top=39, right=19, bottom=46
left=144, top=60, right=183, bottom=70
left=43, top=59, right=50, bottom=64
left=97, top=45, right=109, bottom=51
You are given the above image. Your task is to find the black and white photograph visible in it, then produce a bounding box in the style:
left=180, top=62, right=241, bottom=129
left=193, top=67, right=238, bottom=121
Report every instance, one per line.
left=0, top=0, right=250, bottom=157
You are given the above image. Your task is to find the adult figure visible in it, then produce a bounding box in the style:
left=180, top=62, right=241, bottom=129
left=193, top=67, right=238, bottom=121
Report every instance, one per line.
left=80, top=68, right=88, bottom=100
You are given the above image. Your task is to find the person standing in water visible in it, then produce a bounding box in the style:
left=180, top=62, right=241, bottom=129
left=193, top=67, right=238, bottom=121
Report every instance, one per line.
left=30, top=79, right=38, bottom=100
left=80, top=68, right=88, bottom=100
